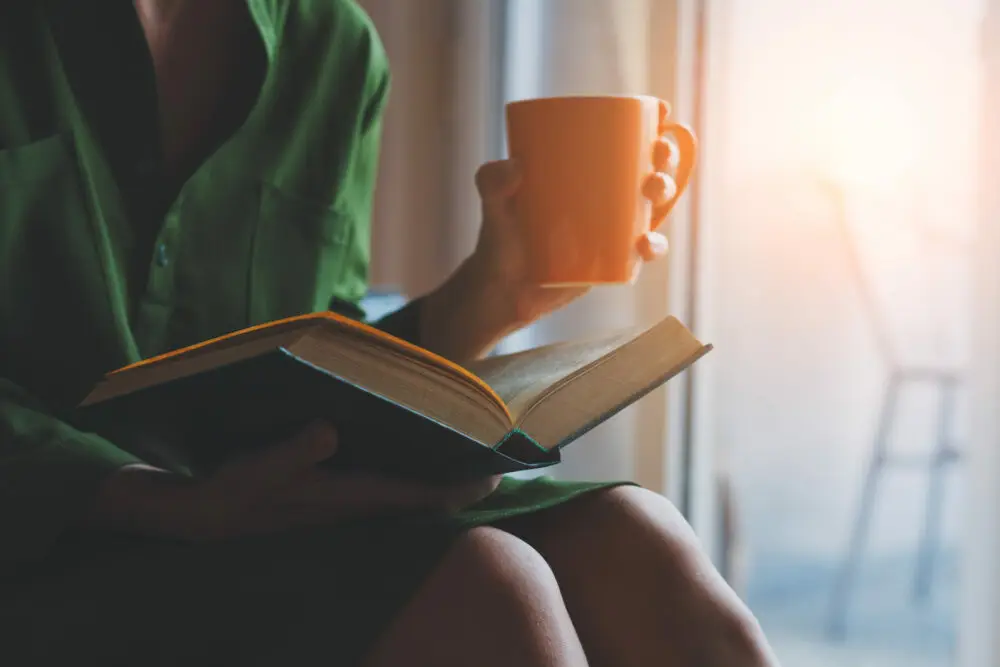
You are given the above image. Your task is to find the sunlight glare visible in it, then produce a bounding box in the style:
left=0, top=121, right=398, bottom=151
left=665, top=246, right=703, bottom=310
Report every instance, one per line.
left=812, top=79, right=924, bottom=191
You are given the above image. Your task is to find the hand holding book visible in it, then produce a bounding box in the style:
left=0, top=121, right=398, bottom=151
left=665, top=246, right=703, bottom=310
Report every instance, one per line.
left=76, top=312, right=710, bottom=483
left=82, top=421, right=502, bottom=540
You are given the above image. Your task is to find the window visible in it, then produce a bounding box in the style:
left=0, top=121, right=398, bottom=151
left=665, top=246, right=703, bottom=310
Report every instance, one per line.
left=695, top=0, right=982, bottom=664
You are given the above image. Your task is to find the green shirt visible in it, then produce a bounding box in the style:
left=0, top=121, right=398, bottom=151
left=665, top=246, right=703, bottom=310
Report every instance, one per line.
left=0, top=1, right=418, bottom=564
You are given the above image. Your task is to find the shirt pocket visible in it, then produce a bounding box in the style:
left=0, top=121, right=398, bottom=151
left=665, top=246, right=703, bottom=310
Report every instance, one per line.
left=0, top=133, right=81, bottom=224
left=0, top=133, right=128, bottom=403
left=249, top=182, right=355, bottom=323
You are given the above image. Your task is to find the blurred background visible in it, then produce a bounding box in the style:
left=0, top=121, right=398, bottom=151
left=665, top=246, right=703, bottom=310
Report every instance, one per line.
left=357, top=0, right=998, bottom=665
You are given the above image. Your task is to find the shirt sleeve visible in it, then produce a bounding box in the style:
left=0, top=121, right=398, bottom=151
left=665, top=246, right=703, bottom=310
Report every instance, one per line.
left=372, top=298, right=424, bottom=345
left=0, top=378, right=141, bottom=565
left=350, top=33, right=428, bottom=346
left=327, top=292, right=423, bottom=346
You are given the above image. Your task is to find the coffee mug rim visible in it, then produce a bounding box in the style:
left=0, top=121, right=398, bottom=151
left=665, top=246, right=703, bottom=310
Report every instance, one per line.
left=505, top=94, right=661, bottom=108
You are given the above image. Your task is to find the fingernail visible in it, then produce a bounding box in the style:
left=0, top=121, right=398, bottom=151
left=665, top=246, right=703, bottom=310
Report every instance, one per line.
left=648, top=233, right=669, bottom=255
left=310, top=421, right=337, bottom=449
left=662, top=176, right=677, bottom=202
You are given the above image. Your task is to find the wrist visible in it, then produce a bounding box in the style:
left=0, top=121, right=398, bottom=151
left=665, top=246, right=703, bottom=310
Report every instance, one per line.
left=421, top=258, right=523, bottom=362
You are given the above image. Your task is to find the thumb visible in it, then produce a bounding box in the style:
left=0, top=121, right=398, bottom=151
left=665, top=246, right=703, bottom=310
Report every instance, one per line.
left=215, top=421, right=338, bottom=501
left=475, top=160, right=521, bottom=214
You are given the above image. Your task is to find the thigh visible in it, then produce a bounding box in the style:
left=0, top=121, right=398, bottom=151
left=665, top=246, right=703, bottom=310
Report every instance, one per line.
left=364, top=526, right=587, bottom=667
left=1, top=519, right=463, bottom=667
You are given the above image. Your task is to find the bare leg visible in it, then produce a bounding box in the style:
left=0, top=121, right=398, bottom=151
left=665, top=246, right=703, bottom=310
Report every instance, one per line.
left=364, top=526, right=589, bottom=667
left=501, top=487, right=781, bottom=667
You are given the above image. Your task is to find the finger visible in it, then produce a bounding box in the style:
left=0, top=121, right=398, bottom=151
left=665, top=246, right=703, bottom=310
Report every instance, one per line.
left=439, top=474, right=504, bottom=511
left=214, top=421, right=338, bottom=502
left=275, top=470, right=502, bottom=517
left=637, top=232, right=669, bottom=262
left=234, top=487, right=424, bottom=537
left=642, top=172, right=678, bottom=206
left=652, top=137, right=675, bottom=173
left=276, top=469, right=440, bottom=512
left=475, top=160, right=521, bottom=214
left=204, top=502, right=339, bottom=539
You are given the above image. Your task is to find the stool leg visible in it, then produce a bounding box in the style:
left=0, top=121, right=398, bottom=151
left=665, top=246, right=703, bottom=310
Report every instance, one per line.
left=913, top=378, right=957, bottom=603
left=827, top=372, right=902, bottom=640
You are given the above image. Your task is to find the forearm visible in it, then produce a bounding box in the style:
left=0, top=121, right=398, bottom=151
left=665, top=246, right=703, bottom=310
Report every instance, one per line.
left=0, top=378, right=144, bottom=563
left=418, top=259, right=525, bottom=364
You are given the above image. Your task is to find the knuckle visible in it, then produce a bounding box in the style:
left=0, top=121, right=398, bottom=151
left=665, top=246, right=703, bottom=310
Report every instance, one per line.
left=475, top=160, right=513, bottom=196
left=511, top=293, right=538, bottom=328
left=474, top=162, right=495, bottom=192
left=178, top=483, right=242, bottom=541
left=642, top=175, right=664, bottom=199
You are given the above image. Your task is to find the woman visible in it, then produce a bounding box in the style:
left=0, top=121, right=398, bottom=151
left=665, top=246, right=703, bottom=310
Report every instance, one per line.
left=0, top=1, right=779, bottom=665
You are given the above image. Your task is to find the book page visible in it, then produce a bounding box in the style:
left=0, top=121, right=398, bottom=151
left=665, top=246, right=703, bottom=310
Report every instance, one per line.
left=518, top=317, right=709, bottom=449
left=466, top=329, right=642, bottom=421
left=87, top=311, right=514, bottom=438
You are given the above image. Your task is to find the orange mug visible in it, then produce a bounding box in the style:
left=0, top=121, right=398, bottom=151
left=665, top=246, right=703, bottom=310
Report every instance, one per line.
left=505, top=95, right=697, bottom=286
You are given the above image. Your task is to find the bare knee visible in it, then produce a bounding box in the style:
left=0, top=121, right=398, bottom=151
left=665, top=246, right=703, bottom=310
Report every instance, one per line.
left=450, top=526, right=560, bottom=594
left=518, top=487, right=779, bottom=665
left=365, top=527, right=586, bottom=667
left=581, top=485, right=690, bottom=530
left=433, top=528, right=576, bottom=642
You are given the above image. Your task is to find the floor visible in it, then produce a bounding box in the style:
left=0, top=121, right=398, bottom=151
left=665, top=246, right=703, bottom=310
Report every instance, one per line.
left=770, top=636, right=951, bottom=667
left=749, top=550, right=957, bottom=666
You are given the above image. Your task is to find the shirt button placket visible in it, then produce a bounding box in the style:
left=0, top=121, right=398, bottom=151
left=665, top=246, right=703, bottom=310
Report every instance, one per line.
left=135, top=205, right=181, bottom=356
left=155, top=242, right=170, bottom=268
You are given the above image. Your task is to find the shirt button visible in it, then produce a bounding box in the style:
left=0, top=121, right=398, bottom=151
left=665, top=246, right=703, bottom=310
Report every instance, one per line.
left=155, top=243, right=170, bottom=267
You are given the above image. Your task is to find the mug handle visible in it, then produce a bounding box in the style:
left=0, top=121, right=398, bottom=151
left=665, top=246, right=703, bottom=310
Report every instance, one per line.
left=651, top=104, right=698, bottom=230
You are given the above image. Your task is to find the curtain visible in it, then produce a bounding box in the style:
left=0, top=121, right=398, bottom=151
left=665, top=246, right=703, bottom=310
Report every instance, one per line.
left=358, top=0, right=695, bottom=492
left=961, top=2, right=1000, bottom=666
left=359, top=0, right=500, bottom=297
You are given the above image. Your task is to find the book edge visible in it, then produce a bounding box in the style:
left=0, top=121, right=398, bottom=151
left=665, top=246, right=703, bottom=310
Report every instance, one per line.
left=277, top=348, right=496, bottom=447
left=90, top=311, right=510, bottom=418
left=508, top=316, right=686, bottom=424
left=546, top=342, right=713, bottom=451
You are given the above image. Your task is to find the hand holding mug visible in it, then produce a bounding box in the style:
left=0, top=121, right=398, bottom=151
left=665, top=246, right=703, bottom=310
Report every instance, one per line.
left=465, top=96, right=697, bottom=328
left=419, top=96, right=697, bottom=363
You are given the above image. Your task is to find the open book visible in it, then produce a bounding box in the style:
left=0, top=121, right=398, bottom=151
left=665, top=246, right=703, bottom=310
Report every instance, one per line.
left=77, top=312, right=711, bottom=482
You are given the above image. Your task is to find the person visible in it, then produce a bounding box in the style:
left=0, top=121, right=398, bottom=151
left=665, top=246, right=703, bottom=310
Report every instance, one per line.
left=0, top=2, right=780, bottom=665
